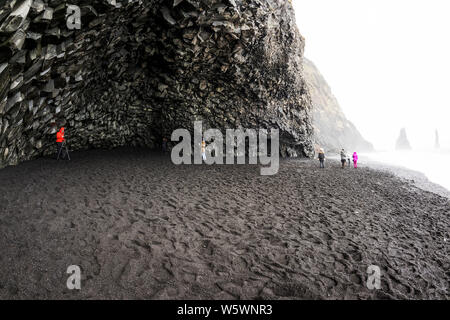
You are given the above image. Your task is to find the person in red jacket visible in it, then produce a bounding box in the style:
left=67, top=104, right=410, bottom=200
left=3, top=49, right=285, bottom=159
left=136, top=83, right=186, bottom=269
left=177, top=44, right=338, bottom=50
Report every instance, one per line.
left=56, top=127, right=66, bottom=159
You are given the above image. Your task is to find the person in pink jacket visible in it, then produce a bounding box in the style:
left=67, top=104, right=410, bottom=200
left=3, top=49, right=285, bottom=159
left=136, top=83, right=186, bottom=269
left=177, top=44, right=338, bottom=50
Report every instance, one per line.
left=352, top=152, right=358, bottom=168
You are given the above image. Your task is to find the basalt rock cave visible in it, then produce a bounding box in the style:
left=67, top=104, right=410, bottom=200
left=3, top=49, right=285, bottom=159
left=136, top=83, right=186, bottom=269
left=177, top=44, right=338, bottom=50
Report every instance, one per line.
left=0, top=0, right=314, bottom=168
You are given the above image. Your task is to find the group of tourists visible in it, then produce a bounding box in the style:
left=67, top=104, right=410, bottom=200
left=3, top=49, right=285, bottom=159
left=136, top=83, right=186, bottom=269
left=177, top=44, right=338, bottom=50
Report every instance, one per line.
left=317, top=148, right=358, bottom=169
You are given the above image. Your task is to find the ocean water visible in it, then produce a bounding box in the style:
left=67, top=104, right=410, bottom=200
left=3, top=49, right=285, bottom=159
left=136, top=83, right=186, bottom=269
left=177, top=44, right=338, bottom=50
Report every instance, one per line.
left=360, top=150, right=450, bottom=192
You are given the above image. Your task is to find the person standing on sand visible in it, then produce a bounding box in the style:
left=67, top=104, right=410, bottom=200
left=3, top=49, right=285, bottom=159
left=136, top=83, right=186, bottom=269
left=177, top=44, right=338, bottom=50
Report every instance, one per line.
left=56, top=127, right=66, bottom=159
left=340, top=149, right=347, bottom=168
left=201, top=139, right=206, bottom=161
left=318, top=148, right=325, bottom=168
left=353, top=152, right=358, bottom=168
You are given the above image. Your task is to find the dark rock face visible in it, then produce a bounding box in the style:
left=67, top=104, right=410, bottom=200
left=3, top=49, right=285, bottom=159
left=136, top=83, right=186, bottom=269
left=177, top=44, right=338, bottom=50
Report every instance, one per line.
left=303, top=58, right=373, bottom=153
left=395, top=128, right=412, bottom=150
left=0, top=0, right=314, bottom=168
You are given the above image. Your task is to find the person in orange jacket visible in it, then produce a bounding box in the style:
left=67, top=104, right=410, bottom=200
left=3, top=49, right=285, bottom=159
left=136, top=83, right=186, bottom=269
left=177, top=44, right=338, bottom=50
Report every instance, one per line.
left=56, top=127, right=66, bottom=159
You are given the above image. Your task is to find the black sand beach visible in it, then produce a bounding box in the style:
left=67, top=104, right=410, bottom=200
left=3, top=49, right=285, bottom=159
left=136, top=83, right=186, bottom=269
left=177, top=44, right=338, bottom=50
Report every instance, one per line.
left=0, top=148, right=448, bottom=299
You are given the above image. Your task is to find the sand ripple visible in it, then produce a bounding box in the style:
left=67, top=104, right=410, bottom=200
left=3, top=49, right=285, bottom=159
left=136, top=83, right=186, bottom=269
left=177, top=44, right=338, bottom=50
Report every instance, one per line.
left=0, top=148, right=448, bottom=299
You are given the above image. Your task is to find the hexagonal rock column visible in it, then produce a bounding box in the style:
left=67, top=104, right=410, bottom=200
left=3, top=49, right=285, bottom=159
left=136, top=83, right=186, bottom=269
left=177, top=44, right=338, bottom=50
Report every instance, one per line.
left=0, top=0, right=314, bottom=168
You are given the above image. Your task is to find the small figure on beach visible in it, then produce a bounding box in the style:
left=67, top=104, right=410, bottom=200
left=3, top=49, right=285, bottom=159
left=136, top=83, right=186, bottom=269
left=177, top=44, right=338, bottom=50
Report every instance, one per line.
left=347, top=157, right=351, bottom=167
left=201, top=139, right=206, bottom=161
left=318, top=148, right=325, bottom=168
left=162, top=137, right=168, bottom=153
left=340, top=149, right=347, bottom=168
left=353, top=152, right=358, bottom=168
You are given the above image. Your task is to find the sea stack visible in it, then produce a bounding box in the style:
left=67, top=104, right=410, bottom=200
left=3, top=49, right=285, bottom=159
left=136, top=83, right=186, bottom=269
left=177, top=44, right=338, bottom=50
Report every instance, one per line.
left=434, top=129, right=440, bottom=149
left=395, top=128, right=412, bottom=150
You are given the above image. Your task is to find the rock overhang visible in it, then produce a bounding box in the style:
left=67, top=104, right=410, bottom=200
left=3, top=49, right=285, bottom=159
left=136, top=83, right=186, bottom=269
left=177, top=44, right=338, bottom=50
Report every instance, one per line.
left=0, top=0, right=314, bottom=168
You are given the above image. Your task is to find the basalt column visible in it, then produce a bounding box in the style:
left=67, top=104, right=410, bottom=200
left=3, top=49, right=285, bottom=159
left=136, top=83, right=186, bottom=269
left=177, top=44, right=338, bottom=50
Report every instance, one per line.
left=0, top=0, right=314, bottom=168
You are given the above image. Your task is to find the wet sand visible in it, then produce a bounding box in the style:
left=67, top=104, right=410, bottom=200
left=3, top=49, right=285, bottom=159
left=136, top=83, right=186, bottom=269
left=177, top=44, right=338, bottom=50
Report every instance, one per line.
left=363, top=160, right=450, bottom=200
left=0, top=148, right=448, bottom=299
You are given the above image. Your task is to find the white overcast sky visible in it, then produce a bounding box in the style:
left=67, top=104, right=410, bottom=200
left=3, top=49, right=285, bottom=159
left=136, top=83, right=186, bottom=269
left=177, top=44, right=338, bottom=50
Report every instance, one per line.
left=292, top=0, right=450, bottom=150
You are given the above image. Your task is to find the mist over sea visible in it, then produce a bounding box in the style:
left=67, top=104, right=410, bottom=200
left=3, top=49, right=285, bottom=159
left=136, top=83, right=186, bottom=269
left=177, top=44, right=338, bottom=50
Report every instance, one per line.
left=360, top=150, right=450, bottom=192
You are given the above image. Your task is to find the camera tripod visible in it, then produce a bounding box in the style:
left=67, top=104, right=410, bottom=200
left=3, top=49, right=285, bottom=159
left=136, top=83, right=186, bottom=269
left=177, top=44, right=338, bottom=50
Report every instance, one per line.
left=57, top=140, right=71, bottom=161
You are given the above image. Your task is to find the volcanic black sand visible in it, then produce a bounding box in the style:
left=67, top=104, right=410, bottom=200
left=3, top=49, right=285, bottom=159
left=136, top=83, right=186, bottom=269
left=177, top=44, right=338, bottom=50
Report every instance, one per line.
left=0, top=148, right=448, bottom=299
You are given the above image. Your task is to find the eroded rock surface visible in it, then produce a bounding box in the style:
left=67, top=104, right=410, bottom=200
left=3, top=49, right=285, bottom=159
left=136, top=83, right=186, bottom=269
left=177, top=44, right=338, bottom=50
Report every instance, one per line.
left=0, top=0, right=314, bottom=168
left=303, top=58, right=373, bottom=153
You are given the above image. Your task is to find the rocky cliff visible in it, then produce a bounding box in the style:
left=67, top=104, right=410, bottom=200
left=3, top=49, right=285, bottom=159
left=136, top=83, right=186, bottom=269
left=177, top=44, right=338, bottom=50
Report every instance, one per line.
left=303, top=58, right=373, bottom=153
left=0, top=0, right=314, bottom=168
